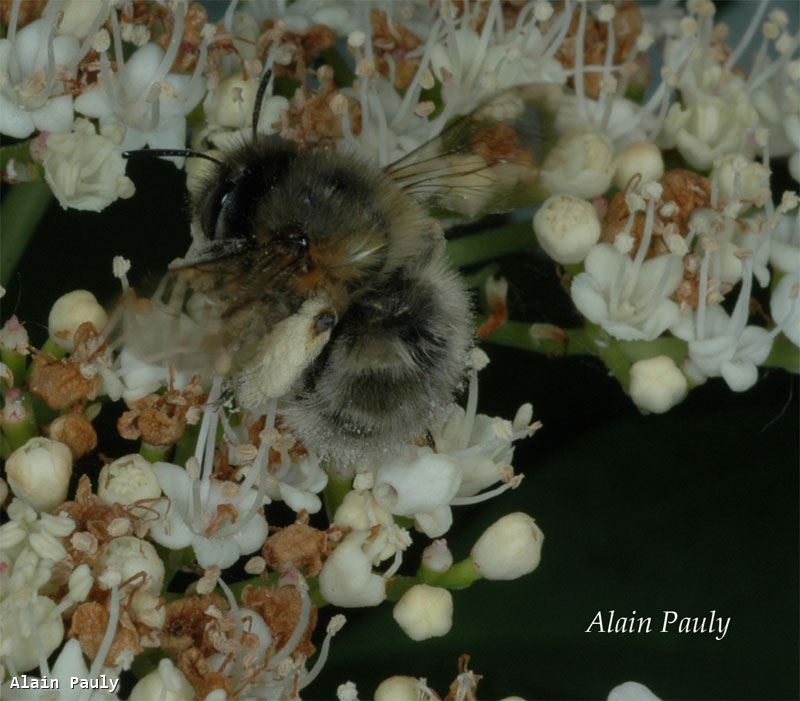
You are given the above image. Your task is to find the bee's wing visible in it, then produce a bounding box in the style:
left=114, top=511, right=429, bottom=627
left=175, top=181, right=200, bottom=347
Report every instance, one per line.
left=385, top=83, right=566, bottom=218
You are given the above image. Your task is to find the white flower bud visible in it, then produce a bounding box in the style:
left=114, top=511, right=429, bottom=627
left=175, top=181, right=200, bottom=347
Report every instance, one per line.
left=712, top=154, right=770, bottom=215
left=541, top=128, right=616, bottom=199
left=613, top=141, right=665, bottom=190
left=421, top=539, right=454, bottom=573
left=471, top=513, right=544, bottom=580
left=629, top=356, right=688, bottom=413
left=373, top=449, right=461, bottom=516
left=208, top=74, right=257, bottom=128
left=48, top=290, right=108, bottom=350
left=6, top=437, right=73, bottom=512
left=392, top=584, right=453, bottom=641
left=533, top=194, right=602, bottom=264
left=319, top=532, right=386, bottom=607
left=608, top=682, right=661, bottom=701
left=98, top=454, right=162, bottom=506
left=414, top=505, right=453, bottom=538
left=278, top=482, right=322, bottom=514
left=334, top=490, right=394, bottom=531
left=131, top=590, right=166, bottom=629
left=96, top=536, right=164, bottom=594
left=129, top=658, right=194, bottom=701
left=374, top=677, right=420, bottom=701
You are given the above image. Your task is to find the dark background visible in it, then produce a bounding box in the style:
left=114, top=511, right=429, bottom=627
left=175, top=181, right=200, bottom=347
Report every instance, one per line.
left=2, top=154, right=798, bottom=700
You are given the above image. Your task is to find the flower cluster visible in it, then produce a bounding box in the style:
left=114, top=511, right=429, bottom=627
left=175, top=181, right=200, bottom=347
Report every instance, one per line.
left=1, top=0, right=798, bottom=698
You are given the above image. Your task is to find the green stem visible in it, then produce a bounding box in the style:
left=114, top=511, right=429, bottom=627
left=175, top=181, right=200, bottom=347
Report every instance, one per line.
left=0, top=347, right=27, bottom=387
left=0, top=183, right=53, bottom=286
left=140, top=441, right=172, bottom=463
left=40, top=338, right=68, bottom=359
left=323, top=472, right=353, bottom=522
left=446, top=221, right=536, bottom=268
left=173, top=421, right=200, bottom=468
left=0, top=140, right=44, bottom=182
left=483, top=321, right=690, bottom=392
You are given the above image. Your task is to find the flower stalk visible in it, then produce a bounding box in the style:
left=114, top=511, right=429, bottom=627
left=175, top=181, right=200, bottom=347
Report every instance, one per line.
left=446, top=221, right=539, bottom=268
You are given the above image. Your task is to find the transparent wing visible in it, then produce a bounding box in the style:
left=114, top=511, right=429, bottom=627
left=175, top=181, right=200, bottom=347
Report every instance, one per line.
left=385, top=83, right=567, bottom=219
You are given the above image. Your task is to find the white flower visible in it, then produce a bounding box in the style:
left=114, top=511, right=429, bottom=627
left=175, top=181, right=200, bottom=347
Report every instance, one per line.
left=1, top=639, right=121, bottom=700
left=0, top=315, right=29, bottom=354
left=674, top=255, right=773, bottom=391
left=42, top=119, right=135, bottom=212
left=471, top=512, right=544, bottom=581
left=96, top=536, right=164, bottom=593
left=572, top=245, right=683, bottom=340
left=0, top=16, right=82, bottom=138
left=5, top=437, right=73, bottom=512
left=149, top=462, right=269, bottom=570
left=662, top=92, right=758, bottom=171
left=534, top=194, right=602, bottom=264
left=0, top=594, right=64, bottom=673
left=319, top=531, right=386, bottom=607
left=129, top=658, right=193, bottom=701
left=629, top=356, right=688, bottom=413
left=608, top=682, right=661, bottom=701
left=48, top=289, right=108, bottom=350
left=373, top=448, right=461, bottom=517
left=711, top=155, right=770, bottom=217
left=74, top=8, right=208, bottom=162
left=540, top=128, right=616, bottom=200
left=613, top=142, right=665, bottom=191
left=771, top=273, right=800, bottom=347
left=98, top=454, right=162, bottom=506
left=0, top=498, right=74, bottom=561
left=334, top=490, right=394, bottom=532
left=374, top=677, right=423, bottom=701
left=392, top=585, right=453, bottom=641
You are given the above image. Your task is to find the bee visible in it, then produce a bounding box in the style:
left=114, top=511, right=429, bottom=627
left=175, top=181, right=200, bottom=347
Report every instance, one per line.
left=124, top=74, right=563, bottom=464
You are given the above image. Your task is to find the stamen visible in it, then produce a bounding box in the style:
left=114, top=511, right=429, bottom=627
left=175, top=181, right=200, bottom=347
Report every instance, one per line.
left=89, top=586, right=120, bottom=680
left=300, top=615, right=346, bottom=689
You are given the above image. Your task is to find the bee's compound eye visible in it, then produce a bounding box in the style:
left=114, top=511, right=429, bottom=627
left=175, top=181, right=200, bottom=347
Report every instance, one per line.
left=314, top=310, right=336, bottom=335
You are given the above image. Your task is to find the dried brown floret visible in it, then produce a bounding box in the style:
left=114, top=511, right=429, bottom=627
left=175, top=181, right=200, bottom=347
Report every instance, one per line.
left=555, top=1, right=643, bottom=99
left=241, top=585, right=317, bottom=659
left=262, top=522, right=329, bottom=576
left=443, top=654, right=483, bottom=701
left=279, top=83, right=362, bottom=148
left=370, top=9, right=424, bottom=90
left=29, top=356, right=101, bottom=411
left=178, top=647, right=233, bottom=701
left=602, top=169, right=712, bottom=258
left=154, top=2, right=210, bottom=73
left=118, top=376, right=205, bottom=447
left=30, top=322, right=109, bottom=410
left=255, top=21, right=336, bottom=83
left=0, top=0, right=46, bottom=27
left=161, top=594, right=228, bottom=655
left=48, top=412, right=98, bottom=460
left=70, top=600, right=142, bottom=667
left=60, top=475, right=153, bottom=562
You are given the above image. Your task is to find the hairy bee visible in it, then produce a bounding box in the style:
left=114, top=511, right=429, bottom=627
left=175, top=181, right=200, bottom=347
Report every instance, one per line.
left=125, top=80, right=563, bottom=463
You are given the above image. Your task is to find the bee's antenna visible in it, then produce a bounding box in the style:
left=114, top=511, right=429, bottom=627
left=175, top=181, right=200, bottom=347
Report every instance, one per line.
left=122, top=149, right=224, bottom=166
left=252, top=68, right=273, bottom=143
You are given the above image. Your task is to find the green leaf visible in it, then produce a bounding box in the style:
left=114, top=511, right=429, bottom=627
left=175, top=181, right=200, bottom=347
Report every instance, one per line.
left=1, top=182, right=53, bottom=286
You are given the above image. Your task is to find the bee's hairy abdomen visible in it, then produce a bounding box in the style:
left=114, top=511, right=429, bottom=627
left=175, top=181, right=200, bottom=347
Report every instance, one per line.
left=283, top=253, right=472, bottom=462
